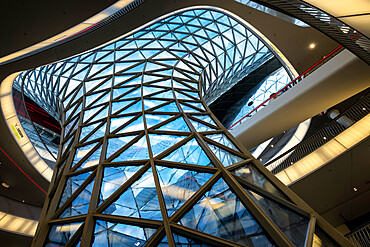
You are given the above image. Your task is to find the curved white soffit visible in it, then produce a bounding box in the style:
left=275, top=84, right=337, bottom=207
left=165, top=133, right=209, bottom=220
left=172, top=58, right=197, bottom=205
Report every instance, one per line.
left=0, top=211, right=38, bottom=237
left=0, top=0, right=137, bottom=65
left=0, top=72, right=53, bottom=182
left=276, top=113, right=370, bottom=186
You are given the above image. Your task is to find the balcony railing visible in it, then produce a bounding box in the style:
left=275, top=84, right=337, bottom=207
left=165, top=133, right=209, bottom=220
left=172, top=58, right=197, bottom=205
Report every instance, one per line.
left=228, top=44, right=344, bottom=130
left=264, top=91, right=370, bottom=174
left=346, top=223, right=370, bottom=247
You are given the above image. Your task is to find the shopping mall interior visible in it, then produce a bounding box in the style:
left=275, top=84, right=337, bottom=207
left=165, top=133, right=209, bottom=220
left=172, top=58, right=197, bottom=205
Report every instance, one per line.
left=0, top=0, right=369, bottom=246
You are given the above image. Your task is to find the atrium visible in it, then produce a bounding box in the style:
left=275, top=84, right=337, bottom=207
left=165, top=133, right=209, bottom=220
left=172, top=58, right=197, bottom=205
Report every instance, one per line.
left=0, top=0, right=368, bottom=246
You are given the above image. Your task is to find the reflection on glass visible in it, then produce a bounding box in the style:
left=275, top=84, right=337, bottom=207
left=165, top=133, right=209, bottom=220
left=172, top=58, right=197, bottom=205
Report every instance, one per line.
left=46, top=222, right=82, bottom=246
left=149, top=134, right=186, bottom=157
left=179, top=178, right=274, bottom=246
left=59, top=178, right=95, bottom=218
left=103, top=168, right=162, bottom=220
left=99, top=166, right=142, bottom=205
left=206, top=133, right=239, bottom=151
left=156, top=166, right=213, bottom=217
left=207, top=143, right=244, bottom=166
left=93, top=220, right=156, bottom=246
left=59, top=172, right=92, bottom=207
left=156, top=117, right=190, bottom=132
left=189, top=119, right=216, bottom=132
left=172, top=233, right=212, bottom=246
left=246, top=190, right=308, bottom=247
left=163, top=138, right=211, bottom=166
left=233, top=163, right=287, bottom=199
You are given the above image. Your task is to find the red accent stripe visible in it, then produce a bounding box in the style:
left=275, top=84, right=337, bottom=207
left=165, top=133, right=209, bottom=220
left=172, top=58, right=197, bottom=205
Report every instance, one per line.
left=0, top=147, right=48, bottom=194
left=43, top=120, right=62, bottom=130
left=228, top=45, right=343, bottom=130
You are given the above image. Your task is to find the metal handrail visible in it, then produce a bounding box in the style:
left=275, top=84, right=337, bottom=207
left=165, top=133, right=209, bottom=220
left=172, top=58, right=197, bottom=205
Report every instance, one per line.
left=345, top=223, right=370, bottom=247
left=264, top=92, right=370, bottom=174
left=228, top=44, right=344, bottom=130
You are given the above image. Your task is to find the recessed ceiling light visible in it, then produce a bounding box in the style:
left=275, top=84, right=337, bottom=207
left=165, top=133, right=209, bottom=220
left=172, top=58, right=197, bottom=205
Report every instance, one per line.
left=259, top=158, right=263, bottom=161
left=323, top=136, right=327, bottom=140
left=309, top=43, right=316, bottom=49
left=270, top=144, right=274, bottom=147
left=353, top=187, right=358, bottom=192
left=1, top=182, right=10, bottom=188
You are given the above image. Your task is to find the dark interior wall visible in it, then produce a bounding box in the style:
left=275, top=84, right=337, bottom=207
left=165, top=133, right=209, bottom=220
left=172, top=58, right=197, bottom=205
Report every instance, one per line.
left=0, top=0, right=116, bottom=58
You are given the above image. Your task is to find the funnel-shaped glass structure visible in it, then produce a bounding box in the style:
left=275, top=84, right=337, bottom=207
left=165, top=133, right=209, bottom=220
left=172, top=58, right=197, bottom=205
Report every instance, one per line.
left=13, top=7, right=350, bottom=247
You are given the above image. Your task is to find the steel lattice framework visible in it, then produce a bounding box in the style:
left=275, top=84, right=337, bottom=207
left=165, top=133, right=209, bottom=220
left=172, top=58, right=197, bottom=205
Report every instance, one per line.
left=13, top=7, right=351, bottom=247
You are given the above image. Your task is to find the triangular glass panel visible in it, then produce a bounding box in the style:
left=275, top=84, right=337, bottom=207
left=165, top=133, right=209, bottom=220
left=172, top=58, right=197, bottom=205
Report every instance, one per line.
left=145, top=114, right=173, bottom=129
left=115, top=62, right=140, bottom=73
left=149, top=90, right=173, bottom=99
left=178, top=178, right=273, bottom=246
left=122, top=100, right=143, bottom=114
left=85, top=78, right=106, bottom=93
left=174, top=91, right=194, bottom=100
left=153, top=102, right=179, bottom=112
left=156, top=166, right=213, bottom=217
left=172, top=233, right=212, bottom=247
left=46, top=222, right=83, bottom=247
left=112, top=136, right=149, bottom=161
left=80, top=123, right=106, bottom=143
left=64, top=116, right=79, bottom=138
left=93, top=220, right=157, bottom=246
left=122, top=51, right=145, bottom=61
left=103, top=168, right=162, bottom=220
left=233, top=163, right=287, bottom=199
left=110, top=115, right=136, bottom=133
left=91, top=64, right=114, bottom=78
left=112, top=87, right=135, bottom=99
left=156, top=117, right=190, bottom=132
left=99, top=166, right=142, bottom=205
left=143, top=99, right=168, bottom=110
left=189, top=119, right=216, bottom=132
left=190, top=114, right=217, bottom=126
left=173, top=80, right=191, bottom=90
left=72, top=142, right=100, bottom=167
left=180, top=103, right=202, bottom=113
left=149, top=79, right=172, bottom=87
left=142, top=86, right=163, bottom=96
left=113, top=75, right=139, bottom=86
left=106, top=136, right=138, bottom=160
left=59, top=172, right=92, bottom=206
left=121, top=63, right=146, bottom=74
left=245, top=189, right=309, bottom=247
left=163, top=138, right=211, bottom=166
left=205, top=133, right=239, bottom=152
left=148, top=134, right=187, bottom=157
left=119, top=87, right=142, bottom=100
left=83, top=105, right=105, bottom=123
left=85, top=91, right=109, bottom=108
left=59, top=178, right=95, bottom=218
left=111, top=100, right=136, bottom=114
left=76, top=147, right=102, bottom=171
left=207, top=143, right=244, bottom=167
left=117, top=116, right=144, bottom=134
left=140, top=49, right=160, bottom=59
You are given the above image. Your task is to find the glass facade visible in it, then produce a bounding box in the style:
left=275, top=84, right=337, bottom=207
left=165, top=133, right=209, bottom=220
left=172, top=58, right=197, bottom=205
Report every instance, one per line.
left=14, top=7, right=345, bottom=247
